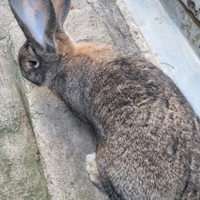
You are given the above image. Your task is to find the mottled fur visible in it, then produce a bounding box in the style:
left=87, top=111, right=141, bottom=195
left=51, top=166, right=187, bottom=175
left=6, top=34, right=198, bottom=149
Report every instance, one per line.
left=10, top=0, right=200, bottom=199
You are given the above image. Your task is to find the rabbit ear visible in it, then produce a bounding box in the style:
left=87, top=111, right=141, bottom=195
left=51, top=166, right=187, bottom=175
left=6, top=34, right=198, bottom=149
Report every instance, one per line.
left=9, top=0, right=56, bottom=53
left=52, top=0, right=71, bottom=28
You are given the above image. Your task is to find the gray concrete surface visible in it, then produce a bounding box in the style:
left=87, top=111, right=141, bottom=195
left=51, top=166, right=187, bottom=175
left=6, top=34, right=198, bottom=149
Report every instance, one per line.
left=181, top=0, right=200, bottom=21
left=160, top=0, right=200, bottom=59
left=0, top=3, right=49, bottom=200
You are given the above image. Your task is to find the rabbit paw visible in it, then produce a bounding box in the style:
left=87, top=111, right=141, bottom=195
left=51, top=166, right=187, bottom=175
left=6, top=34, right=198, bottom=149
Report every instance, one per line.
left=86, top=153, right=101, bottom=186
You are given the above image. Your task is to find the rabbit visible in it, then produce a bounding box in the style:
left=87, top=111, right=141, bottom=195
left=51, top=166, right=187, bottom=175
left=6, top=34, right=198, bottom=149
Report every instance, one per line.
left=9, top=0, right=200, bottom=199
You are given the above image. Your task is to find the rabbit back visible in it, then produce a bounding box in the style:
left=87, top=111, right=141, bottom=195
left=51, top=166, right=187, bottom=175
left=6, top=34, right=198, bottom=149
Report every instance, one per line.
left=50, top=51, right=200, bottom=199
left=93, top=56, right=200, bottom=200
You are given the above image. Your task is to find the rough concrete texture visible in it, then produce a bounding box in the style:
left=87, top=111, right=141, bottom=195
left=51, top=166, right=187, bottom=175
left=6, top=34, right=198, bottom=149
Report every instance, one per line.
left=181, top=0, right=200, bottom=20
left=86, top=0, right=160, bottom=66
left=0, top=3, right=49, bottom=200
left=0, top=0, right=153, bottom=199
left=160, top=0, right=200, bottom=59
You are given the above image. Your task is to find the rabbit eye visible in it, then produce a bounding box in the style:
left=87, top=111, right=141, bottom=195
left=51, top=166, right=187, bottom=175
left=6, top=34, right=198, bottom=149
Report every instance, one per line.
left=26, top=60, right=39, bottom=69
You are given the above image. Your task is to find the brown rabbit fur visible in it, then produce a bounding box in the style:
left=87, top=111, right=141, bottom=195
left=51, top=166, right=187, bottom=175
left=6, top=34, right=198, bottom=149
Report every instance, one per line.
left=53, top=29, right=200, bottom=200
left=9, top=0, right=200, bottom=199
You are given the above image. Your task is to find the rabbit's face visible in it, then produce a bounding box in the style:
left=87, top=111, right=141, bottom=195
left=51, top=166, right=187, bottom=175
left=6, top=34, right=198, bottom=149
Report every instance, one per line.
left=18, top=41, right=56, bottom=86
left=9, top=0, right=71, bottom=86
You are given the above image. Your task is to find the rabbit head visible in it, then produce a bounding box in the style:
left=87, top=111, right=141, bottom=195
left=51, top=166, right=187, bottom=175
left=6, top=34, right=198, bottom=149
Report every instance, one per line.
left=9, top=0, right=71, bottom=86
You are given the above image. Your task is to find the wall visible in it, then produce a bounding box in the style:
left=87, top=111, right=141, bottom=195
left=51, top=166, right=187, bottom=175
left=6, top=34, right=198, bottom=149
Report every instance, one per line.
left=159, top=0, right=200, bottom=59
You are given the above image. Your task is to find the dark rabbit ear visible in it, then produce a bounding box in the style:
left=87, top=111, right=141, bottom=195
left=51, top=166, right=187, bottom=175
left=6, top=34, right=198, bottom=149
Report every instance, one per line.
left=52, top=0, right=71, bottom=28
left=9, top=0, right=57, bottom=53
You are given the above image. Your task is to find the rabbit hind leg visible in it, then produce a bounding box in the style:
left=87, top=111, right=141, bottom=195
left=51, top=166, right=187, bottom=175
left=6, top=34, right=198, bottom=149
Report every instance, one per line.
left=86, top=152, right=125, bottom=200
left=86, top=152, right=103, bottom=189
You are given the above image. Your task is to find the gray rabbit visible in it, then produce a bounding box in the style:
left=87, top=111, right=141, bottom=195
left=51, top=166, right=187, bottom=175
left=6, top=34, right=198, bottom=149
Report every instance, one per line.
left=9, top=0, right=200, bottom=199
